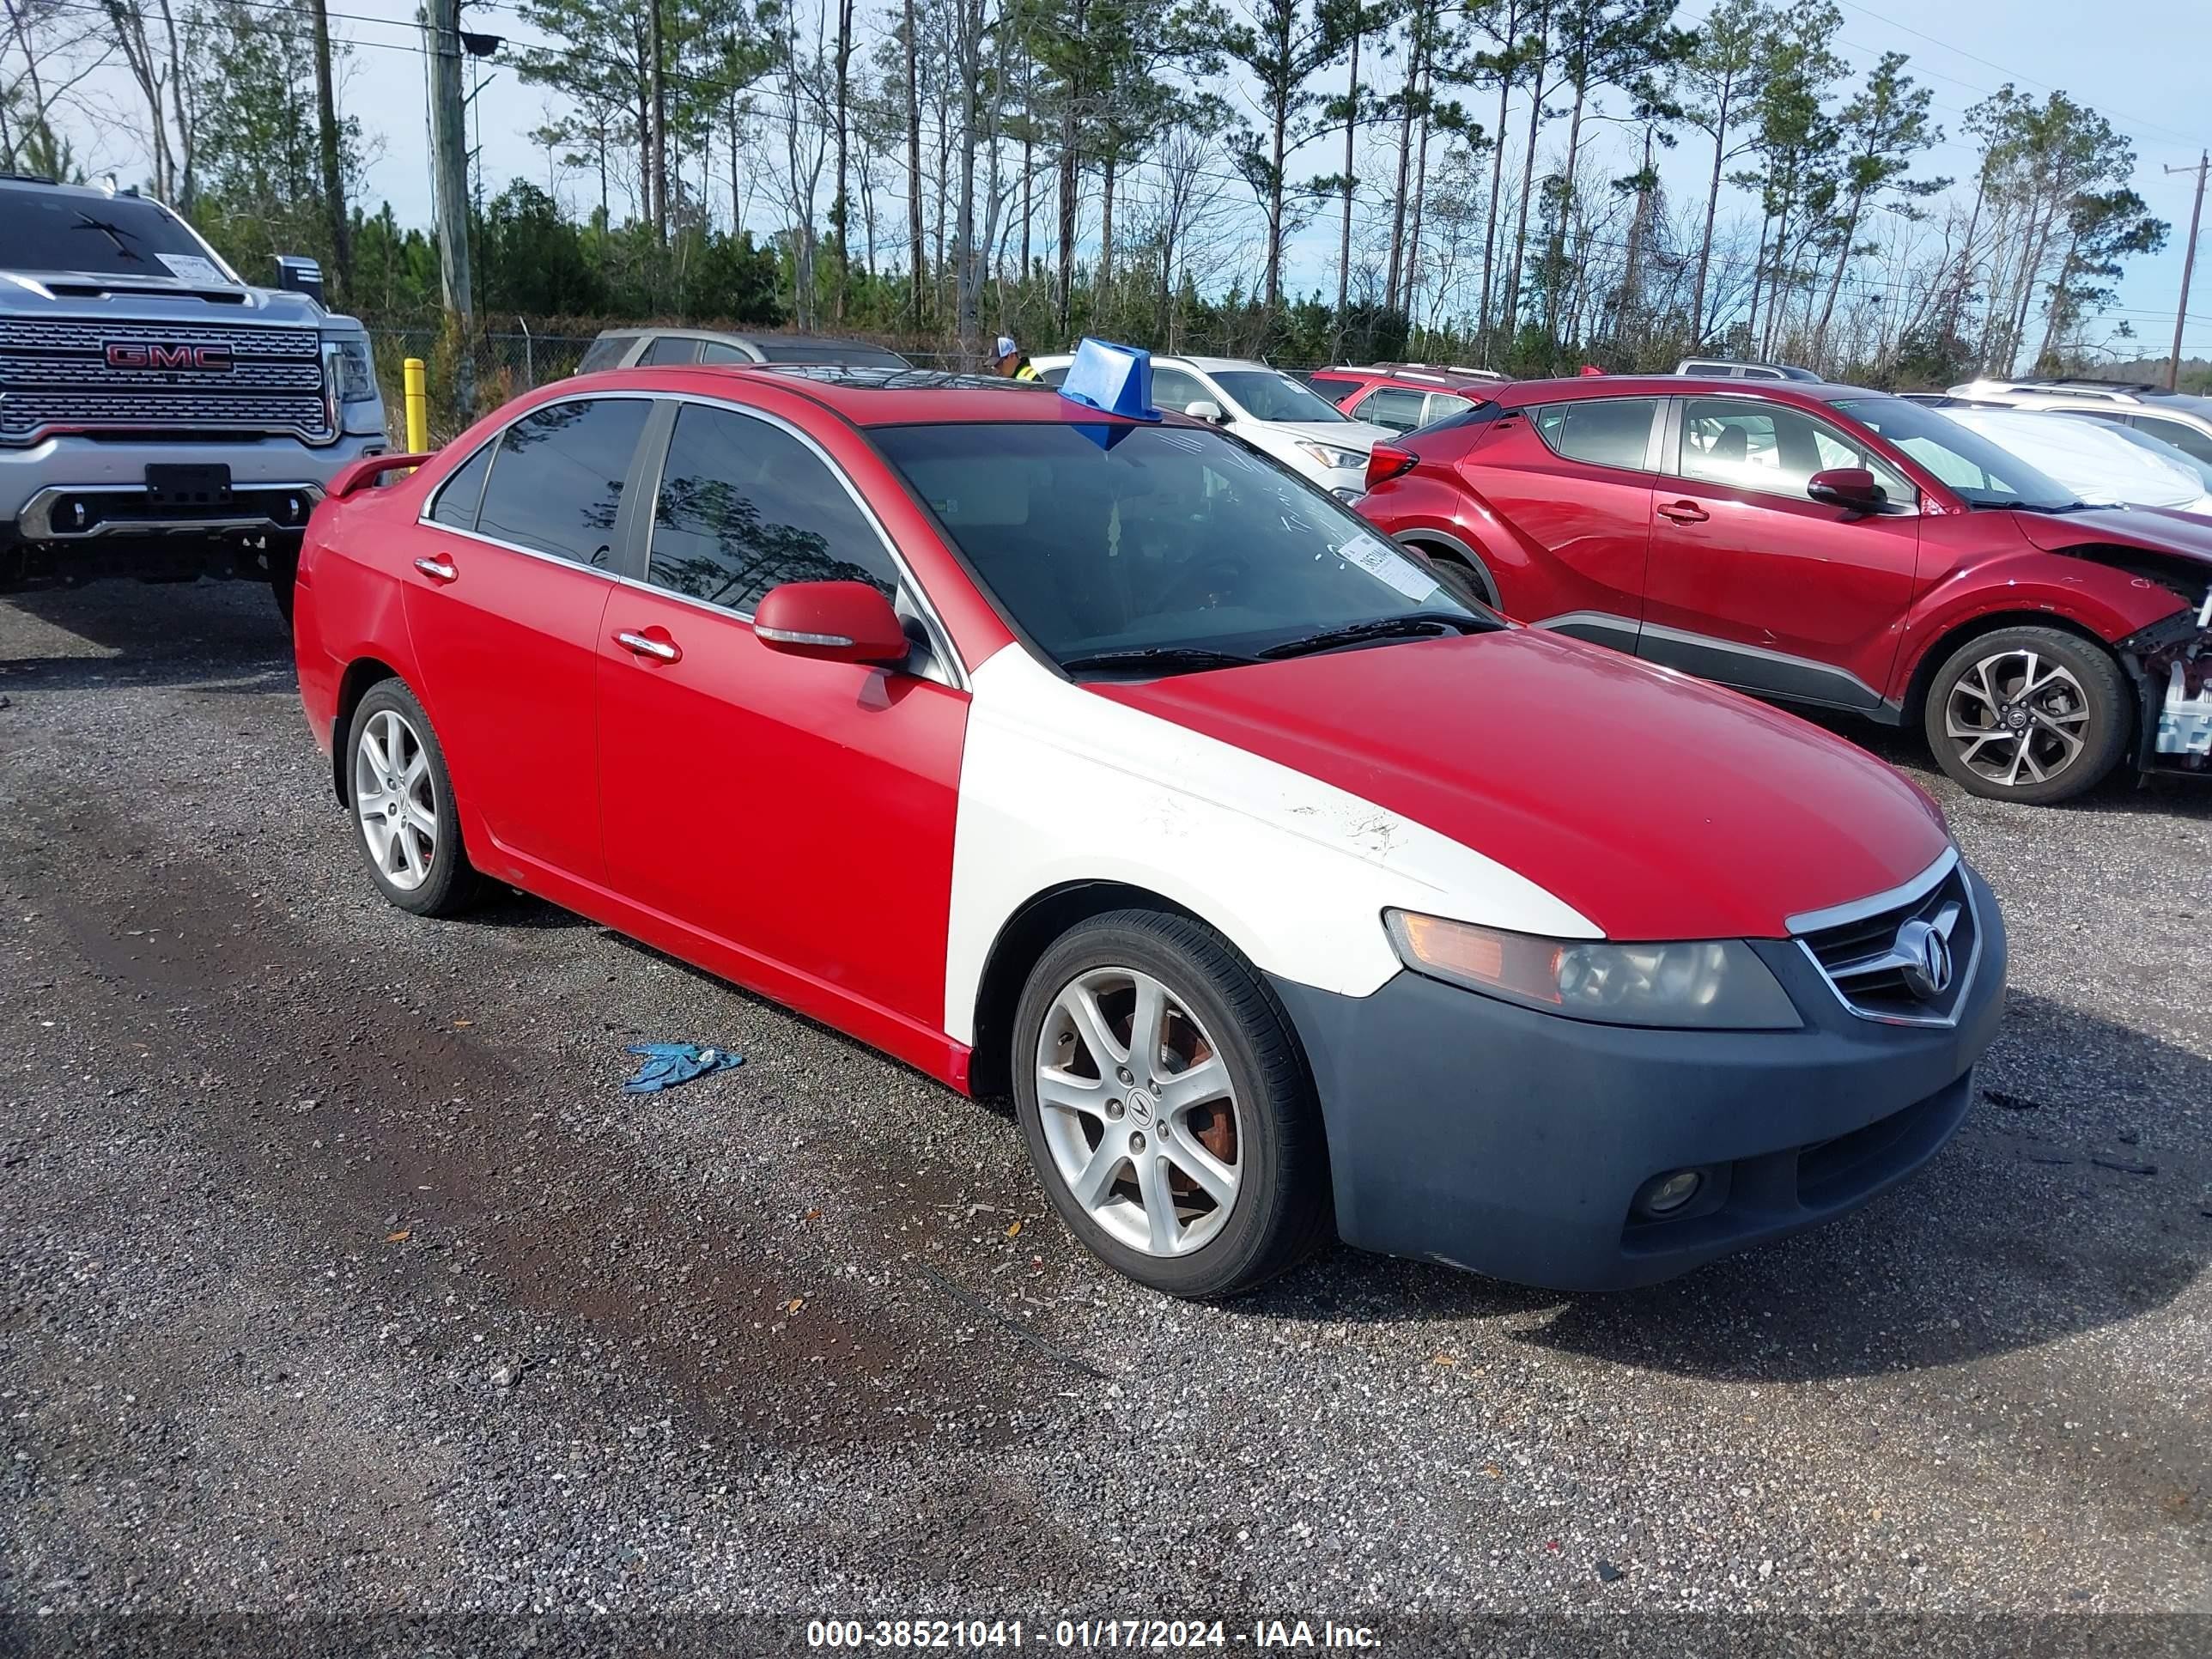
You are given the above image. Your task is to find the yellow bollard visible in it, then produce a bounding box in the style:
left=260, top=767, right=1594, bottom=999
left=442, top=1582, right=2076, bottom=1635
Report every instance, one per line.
left=402, top=356, right=429, bottom=454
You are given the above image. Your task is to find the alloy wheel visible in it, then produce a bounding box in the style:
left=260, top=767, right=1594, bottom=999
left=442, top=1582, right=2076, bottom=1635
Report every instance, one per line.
left=1032, top=966, right=1243, bottom=1257
left=1942, top=647, right=2092, bottom=790
left=353, top=708, right=440, bottom=890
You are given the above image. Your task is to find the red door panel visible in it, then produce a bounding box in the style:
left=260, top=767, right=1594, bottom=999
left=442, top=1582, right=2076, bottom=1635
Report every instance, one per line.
left=1456, top=399, right=1660, bottom=645
left=1642, top=398, right=1921, bottom=709
left=399, top=532, right=615, bottom=883
left=595, top=588, right=970, bottom=1035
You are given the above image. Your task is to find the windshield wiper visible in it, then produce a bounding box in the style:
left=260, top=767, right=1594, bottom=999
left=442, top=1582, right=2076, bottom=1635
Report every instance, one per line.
left=1060, top=645, right=1261, bottom=675
left=71, top=212, right=145, bottom=262
left=1257, top=612, right=1490, bottom=660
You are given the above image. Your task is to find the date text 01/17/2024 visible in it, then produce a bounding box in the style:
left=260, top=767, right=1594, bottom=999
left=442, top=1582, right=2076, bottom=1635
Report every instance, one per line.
left=804, top=1619, right=1384, bottom=1650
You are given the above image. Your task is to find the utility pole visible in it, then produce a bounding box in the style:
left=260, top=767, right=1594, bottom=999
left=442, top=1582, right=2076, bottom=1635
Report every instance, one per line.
left=423, top=0, right=474, bottom=417
left=308, top=0, right=351, bottom=303
left=2164, top=151, right=2207, bottom=392
left=647, top=0, right=666, bottom=245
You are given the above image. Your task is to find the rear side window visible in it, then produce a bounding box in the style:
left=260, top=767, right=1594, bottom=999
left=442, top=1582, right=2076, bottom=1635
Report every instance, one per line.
left=576, top=336, right=635, bottom=374
left=699, top=341, right=752, bottom=364
left=1531, top=398, right=1659, bottom=471
left=426, top=441, right=494, bottom=530
left=475, top=398, right=648, bottom=568
left=1425, top=392, right=1474, bottom=423
left=1036, top=364, right=1069, bottom=386
left=1354, top=386, right=1428, bottom=432
left=646, top=403, right=897, bottom=613
left=639, top=335, right=702, bottom=366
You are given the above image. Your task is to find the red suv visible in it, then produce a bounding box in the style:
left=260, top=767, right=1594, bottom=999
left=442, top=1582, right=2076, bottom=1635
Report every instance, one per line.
left=1357, top=375, right=2212, bottom=804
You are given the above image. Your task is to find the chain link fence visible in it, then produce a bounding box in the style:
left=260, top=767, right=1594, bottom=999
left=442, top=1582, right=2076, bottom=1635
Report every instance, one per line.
left=368, top=327, right=990, bottom=449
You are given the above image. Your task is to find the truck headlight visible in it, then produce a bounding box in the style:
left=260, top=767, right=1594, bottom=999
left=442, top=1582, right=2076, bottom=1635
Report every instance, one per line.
left=1295, top=440, right=1366, bottom=471
left=325, top=335, right=378, bottom=404
left=1383, top=910, right=1802, bottom=1030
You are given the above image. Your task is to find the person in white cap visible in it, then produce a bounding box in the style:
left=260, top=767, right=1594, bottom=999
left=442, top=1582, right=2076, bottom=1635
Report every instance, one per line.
left=994, top=335, right=1039, bottom=380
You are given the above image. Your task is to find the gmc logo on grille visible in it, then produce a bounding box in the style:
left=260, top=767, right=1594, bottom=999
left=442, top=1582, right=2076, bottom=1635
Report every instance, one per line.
left=105, top=342, right=233, bottom=372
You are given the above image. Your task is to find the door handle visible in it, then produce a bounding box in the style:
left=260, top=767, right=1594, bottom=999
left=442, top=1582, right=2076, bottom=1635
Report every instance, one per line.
left=616, top=629, right=681, bottom=663
left=1656, top=501, right=1710, bottom=524
left=413, top=555, right=459, bottom=581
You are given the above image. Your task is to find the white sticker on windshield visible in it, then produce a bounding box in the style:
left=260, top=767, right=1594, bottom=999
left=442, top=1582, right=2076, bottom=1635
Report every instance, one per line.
left=1338, top=532, right=1439, bottom=602
left=155, top=253, right=228, bottom=283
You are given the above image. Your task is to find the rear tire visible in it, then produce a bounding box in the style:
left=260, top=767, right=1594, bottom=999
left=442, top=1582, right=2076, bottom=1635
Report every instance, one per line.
left=344, top=679, right=484, bottom=916
left=1012, top=910, right=1331, bottom=1297
left=1403, top=539, right=1497, bottom=611
left=1921, top=625, right=2130, bottom=804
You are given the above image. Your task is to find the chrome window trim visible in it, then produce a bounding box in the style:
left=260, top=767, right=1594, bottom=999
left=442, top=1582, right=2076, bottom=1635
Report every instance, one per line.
left=1789, top=848, right=1978, bottom=1031
left=629, top=391, right=969, bottom=691
left=1786, top=846, right=1957, bottom=936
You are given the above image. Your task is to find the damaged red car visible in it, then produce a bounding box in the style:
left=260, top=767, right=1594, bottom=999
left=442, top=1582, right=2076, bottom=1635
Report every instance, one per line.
left=1357, top=377, right=2212, bottom=804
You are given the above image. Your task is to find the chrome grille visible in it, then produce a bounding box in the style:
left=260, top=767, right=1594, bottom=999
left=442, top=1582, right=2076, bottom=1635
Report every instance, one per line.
left=1794, top=853, right=1978, bottom=1027
left=0, top=319, right=331, bottom=443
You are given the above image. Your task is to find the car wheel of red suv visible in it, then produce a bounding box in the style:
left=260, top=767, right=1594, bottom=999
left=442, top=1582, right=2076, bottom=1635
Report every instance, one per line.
left=1922, top=625, right=2130, bottom=805
left=1012, top=910, right=1330, bottom=1297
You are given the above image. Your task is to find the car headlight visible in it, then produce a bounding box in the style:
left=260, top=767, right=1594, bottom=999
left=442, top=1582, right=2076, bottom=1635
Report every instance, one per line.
left=1295, top=440, right=1367, bottom=471
left=325, top=334, right=378, bottom=404
left=1383, top=910, right=1802, bottom=1030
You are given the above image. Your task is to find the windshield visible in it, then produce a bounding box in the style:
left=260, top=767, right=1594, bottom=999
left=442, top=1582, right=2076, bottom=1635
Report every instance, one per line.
left=1211, top=370, right=1351, bottom=424
left=0, top=185, right=233, bottom=279
left=873, top=422, right=1481, bottom=672
left=1833, top=396, right=2079, bottom=510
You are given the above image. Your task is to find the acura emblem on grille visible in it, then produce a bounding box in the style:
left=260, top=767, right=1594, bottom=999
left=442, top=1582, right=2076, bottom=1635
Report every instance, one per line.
left=104, top=342, right=234, bottom=371
left=1894, top=916, right=1954, bottom=1001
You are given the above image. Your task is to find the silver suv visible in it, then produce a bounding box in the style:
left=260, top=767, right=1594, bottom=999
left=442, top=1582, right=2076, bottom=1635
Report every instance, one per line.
left=0, top=174, right=389, bottom=619
left=1946, top=377, right=2212, bottom=468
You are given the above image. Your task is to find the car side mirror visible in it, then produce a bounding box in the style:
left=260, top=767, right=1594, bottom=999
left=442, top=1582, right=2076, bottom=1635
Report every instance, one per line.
left=274, top=254, right=325, bottom=304
left=1808, top=466, right=1884, bottom=514
left=753, top=580, right=910, bottom=667
left=1185, top=399, right=1228, bottom=425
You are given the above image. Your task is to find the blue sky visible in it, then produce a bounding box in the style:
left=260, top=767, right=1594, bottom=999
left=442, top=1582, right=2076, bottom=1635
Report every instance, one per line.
left=42, top=0, right=2212, bottom=354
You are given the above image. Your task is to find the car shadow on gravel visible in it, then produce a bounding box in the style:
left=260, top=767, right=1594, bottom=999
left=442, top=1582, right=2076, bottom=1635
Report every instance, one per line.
left=3, top=580, right=290, bottom=661
left=1242, top=993, right=2211, bottom=1383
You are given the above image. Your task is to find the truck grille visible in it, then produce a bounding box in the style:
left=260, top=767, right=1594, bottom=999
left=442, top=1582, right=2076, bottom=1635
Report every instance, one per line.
left=0, top=319, right=332, bottom=444
left=1794, top=854, right=1978, bottom=1027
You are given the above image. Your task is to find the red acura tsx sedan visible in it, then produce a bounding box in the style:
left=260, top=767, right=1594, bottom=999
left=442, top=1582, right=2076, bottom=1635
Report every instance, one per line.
left=1355, top=375, right=2212, bottom=804
left=293, top=348, right=2003, bottom=1297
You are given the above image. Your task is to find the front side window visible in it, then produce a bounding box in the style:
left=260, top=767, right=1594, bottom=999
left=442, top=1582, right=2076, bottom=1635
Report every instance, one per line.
left=1530, top=398, right=1659, bottom=471
left=1354, top=386, right=1429, bottom=432
left=872, top=422, right=1481, bottom=671
left=1307, top=375, right=1361, bottom=402
left=1678, top=397, right=1911, bottom=502
left=1149, top=367, right=1212, bottom=414
left=646, top=403, right=897, bottom=613
left=475, top=398, right=648, bottom=567
left=1209, top=369, right=1351, bottom=423
left=1832, top=397, right=2076, bottom=510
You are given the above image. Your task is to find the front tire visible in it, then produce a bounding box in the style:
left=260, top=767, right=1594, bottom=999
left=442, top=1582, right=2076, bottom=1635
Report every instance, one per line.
left=344, top=679, right=483, bottom=916
left=1012, top=910, right=1330, bottom=1297
left=1922, top=625, right=2130, bottom=804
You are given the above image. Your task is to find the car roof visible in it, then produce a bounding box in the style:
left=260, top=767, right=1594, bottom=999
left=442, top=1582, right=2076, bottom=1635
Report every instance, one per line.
left=1492, top=374, right=1882, bottom=407
left=1318, top=365, right=1502, bottom=390
left=570, top=362, right=1194, bottom=428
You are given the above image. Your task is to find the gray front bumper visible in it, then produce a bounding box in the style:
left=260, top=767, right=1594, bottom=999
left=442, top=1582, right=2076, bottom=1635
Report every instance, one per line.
left=1, top=431, right=386, bottom=531
left=1271, top=865, right=2008, bottom=1291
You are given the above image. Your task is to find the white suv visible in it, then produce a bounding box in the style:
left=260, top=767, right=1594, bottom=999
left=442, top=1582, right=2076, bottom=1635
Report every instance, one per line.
left=1947, top=378, right=2212, bottom=469
left=1030, top=352, right=1392, bottom=499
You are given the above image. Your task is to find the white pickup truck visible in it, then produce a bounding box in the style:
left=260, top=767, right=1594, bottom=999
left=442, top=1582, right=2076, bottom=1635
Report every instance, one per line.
left=0, top=173, right=391, bottom=621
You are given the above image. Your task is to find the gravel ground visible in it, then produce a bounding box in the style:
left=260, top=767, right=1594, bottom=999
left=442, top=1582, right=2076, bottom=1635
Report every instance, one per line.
left=1, top=579, right=2207, bottom=1650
